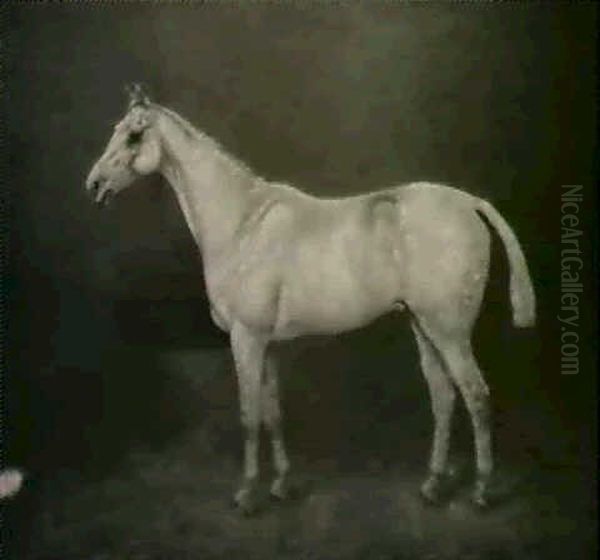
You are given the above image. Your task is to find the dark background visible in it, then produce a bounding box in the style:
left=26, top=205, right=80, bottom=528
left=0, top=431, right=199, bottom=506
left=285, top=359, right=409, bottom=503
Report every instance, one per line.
left=2, top=3, right=597, bottom=559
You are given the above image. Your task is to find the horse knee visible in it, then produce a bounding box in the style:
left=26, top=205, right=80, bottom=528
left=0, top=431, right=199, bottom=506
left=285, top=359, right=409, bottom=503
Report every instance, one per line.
left=465, top=385, right=491, bottom=429
left=242, top=423, right=260, bottom=447
left=240, top=405, right=260, bottom=432
left=261, top=396, right=277, bottom=424
left=431, top=385, right=456, bottom=422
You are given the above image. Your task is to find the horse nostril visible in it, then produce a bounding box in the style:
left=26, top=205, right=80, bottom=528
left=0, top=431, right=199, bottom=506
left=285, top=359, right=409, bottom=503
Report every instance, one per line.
left=88, top=178, right=103, bottom=196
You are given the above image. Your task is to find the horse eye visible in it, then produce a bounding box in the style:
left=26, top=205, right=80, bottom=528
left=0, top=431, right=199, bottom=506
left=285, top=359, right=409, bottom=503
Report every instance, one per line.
left=127, top=130, right=143, bottom=146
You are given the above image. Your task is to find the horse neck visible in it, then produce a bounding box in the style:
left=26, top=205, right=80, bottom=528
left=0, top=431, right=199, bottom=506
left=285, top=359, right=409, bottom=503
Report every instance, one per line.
left=156, top=107, right=260, bottom=258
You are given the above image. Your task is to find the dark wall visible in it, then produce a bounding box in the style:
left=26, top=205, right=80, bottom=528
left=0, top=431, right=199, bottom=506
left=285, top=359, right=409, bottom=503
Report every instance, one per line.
left=4, top=4, right=597, bottom=473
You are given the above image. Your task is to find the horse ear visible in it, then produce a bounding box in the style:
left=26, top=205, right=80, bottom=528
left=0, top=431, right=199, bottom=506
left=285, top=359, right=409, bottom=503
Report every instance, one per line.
left=126, top=83, right=151, bottom=109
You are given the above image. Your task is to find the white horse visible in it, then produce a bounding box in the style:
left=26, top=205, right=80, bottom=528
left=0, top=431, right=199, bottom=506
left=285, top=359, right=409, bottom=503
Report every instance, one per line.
left=86, top=85, right=535, bottom=513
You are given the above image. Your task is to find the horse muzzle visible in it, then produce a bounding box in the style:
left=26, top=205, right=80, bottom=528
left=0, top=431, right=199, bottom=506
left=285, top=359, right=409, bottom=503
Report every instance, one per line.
left=85, top=170, right=115, bottom=207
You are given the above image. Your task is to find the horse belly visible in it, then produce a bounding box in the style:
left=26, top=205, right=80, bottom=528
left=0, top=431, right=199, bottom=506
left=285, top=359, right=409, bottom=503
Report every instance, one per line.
left=274, top=244, right=400, bottom=338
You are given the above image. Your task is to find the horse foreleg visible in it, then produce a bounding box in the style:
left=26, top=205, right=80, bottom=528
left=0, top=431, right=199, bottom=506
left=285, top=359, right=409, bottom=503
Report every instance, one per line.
left=230, top=322, right=267, bottom=514
left=262, top=353, right=291, bottom=499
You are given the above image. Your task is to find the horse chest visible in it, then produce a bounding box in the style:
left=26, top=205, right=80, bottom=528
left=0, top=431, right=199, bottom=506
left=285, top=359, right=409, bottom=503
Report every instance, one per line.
left=204, top=256, right=283, bottom=333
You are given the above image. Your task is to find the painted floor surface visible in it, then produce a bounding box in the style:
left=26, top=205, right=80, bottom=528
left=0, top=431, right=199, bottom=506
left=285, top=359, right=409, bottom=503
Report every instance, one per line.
left=7, top=346, right=596, bottom=559
left=12, top=431, right=594, bottom=560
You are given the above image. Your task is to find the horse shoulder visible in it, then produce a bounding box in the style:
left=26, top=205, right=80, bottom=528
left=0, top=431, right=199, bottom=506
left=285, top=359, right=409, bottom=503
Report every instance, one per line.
left=211, top=195, right=299, bottom=332
left=244, top=195, right=296, bottom=251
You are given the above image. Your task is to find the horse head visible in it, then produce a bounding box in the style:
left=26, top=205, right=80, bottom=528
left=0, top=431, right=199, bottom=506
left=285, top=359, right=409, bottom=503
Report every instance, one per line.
left=85, top=83, right=162, bottom=206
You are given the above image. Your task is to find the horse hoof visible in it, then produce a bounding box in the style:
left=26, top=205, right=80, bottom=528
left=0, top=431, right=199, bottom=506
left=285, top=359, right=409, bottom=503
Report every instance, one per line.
left=420, top=488, right=444, bottom=506
left=470, top=477, right=493, bottom=510
left=238, top=500, right=259, bottom=516
left=269, top=488, right=288, bottom=502
left=419, top=468, right=460, bottom=506
left=270, top=476, right=292, bottom=501
left=232, top=480, right=261, bottom=516
left=471, top=493, right=490, bottom=510
left=419, top=477, right=448, bottom=506
left=232, top=492, right=260, bottom=516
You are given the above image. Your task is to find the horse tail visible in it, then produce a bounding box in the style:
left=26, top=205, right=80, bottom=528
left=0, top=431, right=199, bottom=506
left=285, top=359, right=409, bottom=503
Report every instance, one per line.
left=476, top=198, right=536, bottom=328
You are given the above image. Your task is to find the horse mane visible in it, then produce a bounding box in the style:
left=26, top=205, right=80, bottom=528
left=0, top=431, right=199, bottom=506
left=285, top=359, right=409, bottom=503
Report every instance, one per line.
left=153, top=104, right=257, bottom=180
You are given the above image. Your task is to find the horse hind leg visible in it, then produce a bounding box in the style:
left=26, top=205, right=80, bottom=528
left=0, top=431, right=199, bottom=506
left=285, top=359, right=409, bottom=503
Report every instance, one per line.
left=411, top=320, right=458, bottom=504
left=262, top=353, right=292, bottom=500
left=414, top=314, right=494, bottom=508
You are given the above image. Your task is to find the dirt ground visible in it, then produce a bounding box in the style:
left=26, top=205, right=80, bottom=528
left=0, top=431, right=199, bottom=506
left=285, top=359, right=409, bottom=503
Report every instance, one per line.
left=9, top=436, right=594, bottom=560
left=5, top=346, right=596, bottom=560
left=8, top=428, right=596, bottom=558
